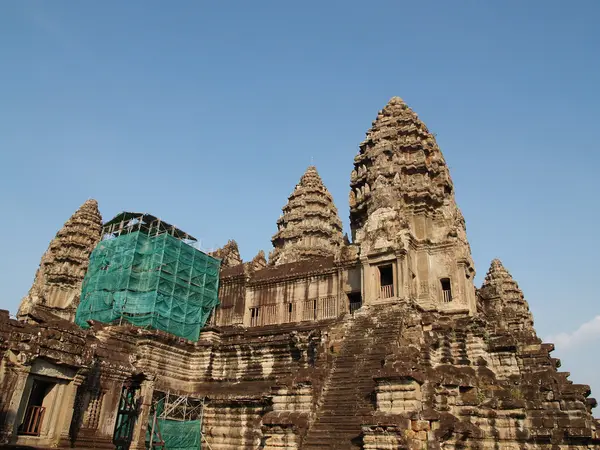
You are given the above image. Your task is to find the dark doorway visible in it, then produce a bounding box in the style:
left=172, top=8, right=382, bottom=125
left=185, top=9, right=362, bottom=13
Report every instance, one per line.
left=378, top=265, right=394, bottom=299
left=19, top=378, right=55, bottom=436
left=347, top=292, right=362, bottom=314
left=113, top=376, right=143, bottom=450
left=441, top=278, right=452, bottom=302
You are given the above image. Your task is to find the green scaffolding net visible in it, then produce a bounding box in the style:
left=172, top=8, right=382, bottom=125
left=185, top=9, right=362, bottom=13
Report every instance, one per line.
left=146, top=395, right=202, bottom=450
left=75, top=231, right=220, bottom=341
left=147, top=419, right=202, bottom=450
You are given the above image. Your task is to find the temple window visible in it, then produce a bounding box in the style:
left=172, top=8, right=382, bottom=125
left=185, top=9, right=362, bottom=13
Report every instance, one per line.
left=441, top=278, right=452, bottom=302
left=378, top=264, right=394, bottom=299
left=250, top=307, right=260, bottom=326
left=287, top=302, right=294, bottom=323
left=348, top=292, right=362, bottom=314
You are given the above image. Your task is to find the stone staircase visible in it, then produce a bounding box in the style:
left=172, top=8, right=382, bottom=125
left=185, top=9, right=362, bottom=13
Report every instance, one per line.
left=302, top=305, right=405, bottom=449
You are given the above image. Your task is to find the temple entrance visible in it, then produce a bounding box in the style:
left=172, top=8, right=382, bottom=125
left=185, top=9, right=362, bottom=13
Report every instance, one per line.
left=18, top=378, right=56, bottom=436
left=113, top=376, right=143, bottom=450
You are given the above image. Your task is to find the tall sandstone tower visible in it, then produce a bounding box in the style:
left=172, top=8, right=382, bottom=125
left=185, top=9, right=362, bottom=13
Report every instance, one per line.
left=17, top=199, right=102, bottom=321
left=350, top=97, right=476, bottom=312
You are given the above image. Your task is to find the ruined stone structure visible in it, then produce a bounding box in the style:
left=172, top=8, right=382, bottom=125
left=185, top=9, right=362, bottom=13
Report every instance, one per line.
left=210, top=240, right=243, bottom=269
left=1, top=98, right=598, bottom=449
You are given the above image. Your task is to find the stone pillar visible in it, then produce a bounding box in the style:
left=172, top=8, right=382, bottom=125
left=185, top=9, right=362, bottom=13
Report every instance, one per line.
left=97, top=377, right=126, bottom=444
left=55, top=376, right=82, bottom=445
left=0, top=366, right=30, bottom=444
left=397, top=251, right=408, bottom=300
left=360, top=260, right=366, bottom=304
left=130, top=377, right=155, bottom=450
left=45, top=382, right=71, bottom=444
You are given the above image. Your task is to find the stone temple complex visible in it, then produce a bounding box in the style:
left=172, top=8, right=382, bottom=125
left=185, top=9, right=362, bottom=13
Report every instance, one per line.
left=0, top=97, right=598, bottom=449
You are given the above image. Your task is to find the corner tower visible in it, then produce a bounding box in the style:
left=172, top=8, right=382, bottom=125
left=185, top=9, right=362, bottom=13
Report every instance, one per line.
left=479, top=259, right=535, bottom=336
left=18, top=199, right=103, bottom=321
left=270, top=166, right=344, bottom=265
left=350, top=97, right=476, bottom=313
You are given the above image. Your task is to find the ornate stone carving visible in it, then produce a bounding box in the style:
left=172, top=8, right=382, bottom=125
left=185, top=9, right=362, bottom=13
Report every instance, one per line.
left=270, top=166, right=344, bottom=265
left=350, top=97, right=469, bottom=255
left=17, top=199, right=102, bottom=322
left=479, top=259, right=535, bottom=336
left=210, top=239, right=243, bottom=268
left=251, top=250, right=267, bottom=271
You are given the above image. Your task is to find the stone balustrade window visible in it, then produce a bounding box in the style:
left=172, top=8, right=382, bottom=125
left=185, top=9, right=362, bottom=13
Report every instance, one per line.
left=441, top=278, right=452, bottom=302
left=378, top=264, right=394, bottom=299
left=249, top=307, right=260, bottom=327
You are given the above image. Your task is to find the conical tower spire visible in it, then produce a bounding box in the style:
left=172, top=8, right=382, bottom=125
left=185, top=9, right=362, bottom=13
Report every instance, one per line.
left=350, top=97, right=457, bottom=242
left=479, top=259, right=535, bottom=335
left=350, top=97, right=476, bottom=312
left=270, top=166, right=343, bottom=265
left=18, top=199, right=103, bottom=321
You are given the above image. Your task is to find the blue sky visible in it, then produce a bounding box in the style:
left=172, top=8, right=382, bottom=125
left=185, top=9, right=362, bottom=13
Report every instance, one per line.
left=1, top=1, right=599, bottom=397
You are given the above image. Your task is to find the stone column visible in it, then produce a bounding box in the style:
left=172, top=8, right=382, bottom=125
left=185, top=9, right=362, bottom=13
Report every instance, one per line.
left=396, top=252, right=407, bottom=300
left=0, top=366, right=31, bottom=444
left=97, top=377, right=126, bottom=443
left=56, top=375, right=83, bottom=445
left=130, top=377, right=155, bottom=450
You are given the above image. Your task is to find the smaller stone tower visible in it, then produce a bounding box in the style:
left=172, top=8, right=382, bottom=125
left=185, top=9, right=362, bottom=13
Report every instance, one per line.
left=210, top=240, right=243, bottom=268
left=17, top=199, right=103, bottom=321
left=269, top=166, right=344, bottom=265
left=479, top=258, right=536, bottom=336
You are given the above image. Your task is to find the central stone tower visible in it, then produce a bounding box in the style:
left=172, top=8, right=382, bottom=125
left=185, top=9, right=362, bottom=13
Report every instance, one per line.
left=350, top=97, right=476, bottom=312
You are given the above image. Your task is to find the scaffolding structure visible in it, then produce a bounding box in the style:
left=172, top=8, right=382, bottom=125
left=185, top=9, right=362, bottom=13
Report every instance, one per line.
left=75, top=212, right=221, bottom=341
left=147, top=392, right=213, bottom=450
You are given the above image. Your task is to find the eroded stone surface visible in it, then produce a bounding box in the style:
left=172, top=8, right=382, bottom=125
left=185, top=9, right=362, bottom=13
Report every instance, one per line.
left=270, top=166, right=344, bottom=266
left=210, top=239, right=243, bottom=268
left=2, top=98, right=598, bottom=450
left=17, top=199, right=102, bottom=322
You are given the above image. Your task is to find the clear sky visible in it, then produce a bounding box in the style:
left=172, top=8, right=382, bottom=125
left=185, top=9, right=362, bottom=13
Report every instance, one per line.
left=1, top=1, right=599, bottom=397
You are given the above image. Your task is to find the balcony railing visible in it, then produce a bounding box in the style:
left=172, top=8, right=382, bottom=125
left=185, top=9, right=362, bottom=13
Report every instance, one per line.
left=349, top=301, right=362, bottom=314
left=21, top=405, right=46, bottom=436
left=442, top=289, right=453, bottom=303
left=380, top=284, right=394, bottom=299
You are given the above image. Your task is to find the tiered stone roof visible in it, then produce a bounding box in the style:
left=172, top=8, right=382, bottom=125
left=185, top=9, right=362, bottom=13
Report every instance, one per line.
left=479, top=258, right=535, bottom=335
left=350, top=97, right=459, bottom=240
left=210, top=239, right=243, bottom=268
left=251, top=250, right=267, bottom=271
left=269, top=166, right=343, bottom=265
left=18, top=199, right=103, bottom=320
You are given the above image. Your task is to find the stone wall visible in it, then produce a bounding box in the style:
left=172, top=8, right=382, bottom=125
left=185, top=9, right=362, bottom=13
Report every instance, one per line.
left=215, top=257, right=361, bottom=328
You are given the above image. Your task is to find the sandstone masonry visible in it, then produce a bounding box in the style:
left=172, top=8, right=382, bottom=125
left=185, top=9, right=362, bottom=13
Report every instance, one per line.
left=0, top=98, right=597, bottom=450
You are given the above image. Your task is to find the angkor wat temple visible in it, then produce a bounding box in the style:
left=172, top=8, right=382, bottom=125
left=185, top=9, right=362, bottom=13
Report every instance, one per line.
left=1, top=97, right=598, bottom=449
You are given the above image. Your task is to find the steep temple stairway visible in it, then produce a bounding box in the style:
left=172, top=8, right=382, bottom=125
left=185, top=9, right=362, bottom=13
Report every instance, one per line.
left=302, top=304, right=407, bottom=449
